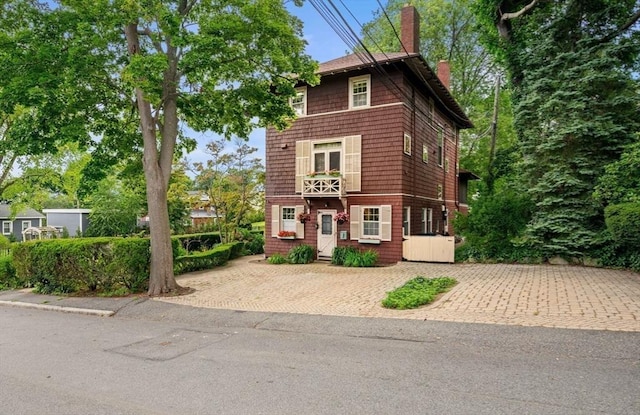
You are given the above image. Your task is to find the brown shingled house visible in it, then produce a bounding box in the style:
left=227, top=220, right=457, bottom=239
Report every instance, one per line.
left=265, top=5, right=473, bottom=263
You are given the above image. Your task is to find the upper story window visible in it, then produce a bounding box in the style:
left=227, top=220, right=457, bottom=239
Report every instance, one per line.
left=403, top=133, right=411, bottom=155
left=437, top=126, right=444, bottom=167
left=313, top=141, right=341, bottom=173
left=349, top=75, right=370, bottom=109
left=290, top=87, right=307, bottom=116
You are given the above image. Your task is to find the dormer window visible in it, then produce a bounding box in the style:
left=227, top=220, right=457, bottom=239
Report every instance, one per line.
left=349, top=75, right=370, bottom=109
left=290, top=87, right=307, bottom=116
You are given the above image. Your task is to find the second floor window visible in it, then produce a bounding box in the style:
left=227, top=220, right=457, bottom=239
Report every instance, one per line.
left=437, top=127, right=444, bottom=166
left=313, top=141, right=341, bottom=173
left=290, top=87, right=306, bottom=116
left=349, top=75, right=370, bottom=109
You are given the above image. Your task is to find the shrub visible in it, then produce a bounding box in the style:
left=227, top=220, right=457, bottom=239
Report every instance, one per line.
left=343, top=249, right=378, bottom=267
left=267, top=253, right=288, bottom=264
left=331, top=246, right=358, bottom=265
left=604, top=202, right=640, bottom=247
left=174, top=232, right=222, bottom=253
left=287, top=244, right=315, bottom=264
left=382, top=276, right=457, bottom=309
left=238, top=228, right=264, bottom=255
left=173, top=242, right=237, bottom=274
left=0, top=255, right=18, bottom=291
left=12, top=237, right=151, bottom=295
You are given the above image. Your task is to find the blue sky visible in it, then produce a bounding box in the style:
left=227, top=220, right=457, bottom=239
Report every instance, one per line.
left=187, top=0, right=384, bottom=167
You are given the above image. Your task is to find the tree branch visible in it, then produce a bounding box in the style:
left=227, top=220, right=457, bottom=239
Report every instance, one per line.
left=600, top=8, right=640, bottom=43
left=500, top=0, right=540, bottom=21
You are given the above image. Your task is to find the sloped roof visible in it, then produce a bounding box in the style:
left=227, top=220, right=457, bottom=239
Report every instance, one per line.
left=0, top=204, right=45, bottom=219
left=316, top=52, right=473, bottom=129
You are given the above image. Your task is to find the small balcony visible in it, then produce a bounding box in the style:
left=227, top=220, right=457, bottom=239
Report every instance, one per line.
left=302, top=174, right=345, bottom=198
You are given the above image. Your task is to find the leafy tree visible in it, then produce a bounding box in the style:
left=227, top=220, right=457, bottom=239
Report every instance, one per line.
left=5, top=1, right=318, bottom=295
left=85, top=175, right=144, bottom=237
left=193, top=139, right=265, bottom=242
left=475, top=0, right=640, bottom=258
left=594, top=138, right=640, bottom=205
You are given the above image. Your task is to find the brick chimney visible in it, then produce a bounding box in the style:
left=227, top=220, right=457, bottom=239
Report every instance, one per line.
left=437, top=60, right=450, bottom=90
left=400, top=5, right=420, bottom=54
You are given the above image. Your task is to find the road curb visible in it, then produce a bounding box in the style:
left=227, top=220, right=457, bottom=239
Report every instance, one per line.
left=0, top=300, right=115, bottom=317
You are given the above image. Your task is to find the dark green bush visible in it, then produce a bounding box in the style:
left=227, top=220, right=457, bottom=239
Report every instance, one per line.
left=174, top=232, right=222, bottom=253
left=173, top=242, right=240, bottom=274
left=12, top=237, right=151, bottom=295
left=0, top=254, right=18, bottom=291
left=343, top=249, right=378, bottom=267
left=382, top=277, right=457, bottom=309
left=604, top=202, right=640, bottom=247
left=331, top=246, right=358, bottom=265
left=238, top=228, right=264, bottom=255
left=287, top=244, right=315, bottom=264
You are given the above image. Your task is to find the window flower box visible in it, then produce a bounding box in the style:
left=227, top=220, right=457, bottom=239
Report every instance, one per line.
left=277, top=230, right=296, bottom=239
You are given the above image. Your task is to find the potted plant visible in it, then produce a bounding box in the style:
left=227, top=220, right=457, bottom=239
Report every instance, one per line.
left=327, top=169, right=341, bottom=177
left=298, top=212, right=311, bottom=224
left=334, top=211, right=349, bottom=225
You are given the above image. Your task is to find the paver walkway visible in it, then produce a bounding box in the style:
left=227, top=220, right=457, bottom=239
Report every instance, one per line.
left=156, top=256, right=640, bottom=332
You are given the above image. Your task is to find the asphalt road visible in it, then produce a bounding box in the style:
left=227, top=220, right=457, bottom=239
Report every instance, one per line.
left=1, top=301, right=638, bottom=414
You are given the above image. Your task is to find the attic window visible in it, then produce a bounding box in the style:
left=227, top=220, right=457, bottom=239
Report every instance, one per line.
left=349, top=75, right=370, bottom=109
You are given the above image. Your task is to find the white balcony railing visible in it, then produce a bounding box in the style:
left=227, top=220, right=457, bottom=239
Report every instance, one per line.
left=302, top=175, right=345, bottom=198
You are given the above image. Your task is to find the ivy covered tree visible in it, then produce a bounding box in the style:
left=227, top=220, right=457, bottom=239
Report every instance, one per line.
left=475, top=0, right=640, bottom=258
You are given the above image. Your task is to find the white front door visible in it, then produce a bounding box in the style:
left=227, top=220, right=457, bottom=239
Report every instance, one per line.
left=317, top=209, right=336, bottom=259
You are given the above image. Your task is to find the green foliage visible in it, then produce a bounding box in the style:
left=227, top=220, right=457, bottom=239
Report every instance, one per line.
left=331, top=246, right=358, bottom=265
left=474, top=0, right=640, bottom=259
left=267, top=253, right=288, bottom=264
left=595, top=139, right=640, bottom=205
left=174, top=232, right=222, bottom=253
left=237, top=228, right=265, bottom=255
left=11, top=237, right=151, bottom=295
left=0, top=255, right=19, bottom=291
left=85, top=176, right=144, bottom=237
left=287, top=244, right=315, bottom=264
left=454, top=184, right=536, bottom=262
left=382, top=277, right=457, bottom=310
left=343, top=249, right=378, bottom=268
left=173, top=242, right=239, bottom=275
left=604, top=203, right=640, bottom=247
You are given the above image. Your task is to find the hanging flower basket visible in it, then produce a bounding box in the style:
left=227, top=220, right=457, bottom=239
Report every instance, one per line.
left=298, top=212, right=311, bottom=224
left=334, top=211, right=349, bottom=225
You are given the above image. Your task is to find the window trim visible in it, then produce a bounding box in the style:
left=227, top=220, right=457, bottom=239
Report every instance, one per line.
left=2, top=221, right=12, bottom=235
left=403, top=133, right=411, bottom=155
left=348, top=75, right=371, bottom=109
left=422, top=143, right=428, bottom=164
left=290, top=86, right=307, bottom=116
left=281, top=207, right=296, bottom=232
left=403, top=207, right=410, bottom=237
left=361, top=206, right=381, bottom=239
left=312, top=140, right=342, bottom=173
left=437, top=126, right=444, bottom=167
left=21, top=221, right=30, bottom=231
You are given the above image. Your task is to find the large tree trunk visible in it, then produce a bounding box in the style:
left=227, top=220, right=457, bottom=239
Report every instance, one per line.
left=125, top=22, right=179, bottom=296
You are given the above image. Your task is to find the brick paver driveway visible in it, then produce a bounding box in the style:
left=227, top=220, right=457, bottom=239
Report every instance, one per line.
left=156, top=256, right=640, bottom=332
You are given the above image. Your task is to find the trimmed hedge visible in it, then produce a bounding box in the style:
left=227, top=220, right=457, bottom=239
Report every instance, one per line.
left=173, top=241, right=243, bottom=274
left=12, top=237, right=151, bottom=295
left=173, top=232, right=222, bottom=252
left=0, top=255, right=18, bottom=290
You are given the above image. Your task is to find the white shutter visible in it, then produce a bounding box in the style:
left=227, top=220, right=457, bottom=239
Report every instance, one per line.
left=350, top=205, right=360, bottom=240
left=295, top=140, right=311, bottom=193
left=295, top=205, right=305, bottom=239
left=271, top=205, right=280, bottom=237
left=381, top=205, right=392, bottom=241
left=343, top=135, right=361, bottom=192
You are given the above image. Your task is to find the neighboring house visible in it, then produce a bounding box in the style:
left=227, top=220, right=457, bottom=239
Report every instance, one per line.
left=42, top=209, right=91, bottom=237
left=265, top=5, right=474, bottom=263
left=186, top=191, right=220, bottom=228
left=0, top=204, right=45, bottom=242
